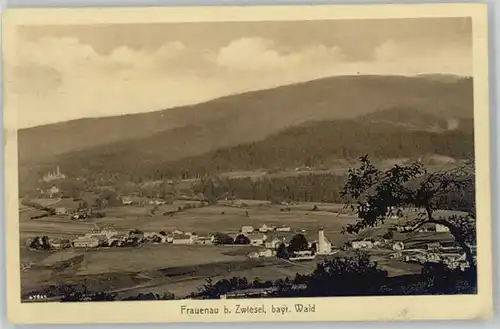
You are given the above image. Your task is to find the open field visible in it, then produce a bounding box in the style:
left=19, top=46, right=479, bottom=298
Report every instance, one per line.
left=20, top=244, right=427, bottom=299
left=19, top=200, right=458, bottom=299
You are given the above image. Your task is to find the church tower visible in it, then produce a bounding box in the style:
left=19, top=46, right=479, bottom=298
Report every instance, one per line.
left=318, top=227, right=332, bottom=255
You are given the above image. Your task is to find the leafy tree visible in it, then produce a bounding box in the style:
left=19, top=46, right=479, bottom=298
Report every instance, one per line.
left=276, top=243, right=290, bottom=259
left=195, top=276, right=250, bottom=299
left=159, top=231, right=167, bottom=236
left=288, top=234, right=309, bottom=253
left=234, top=234, right=250, bottom=245
left=340, top=155, right=476, bottom=283
left=213, top=232, right=234, bottom=245
left=41, top=236, right=51, bottom=250
left=300, top=252, right=388, bottom=297
left=310, top=242, right=317, bottom=254
left=29, top=237, right=42, bottom=250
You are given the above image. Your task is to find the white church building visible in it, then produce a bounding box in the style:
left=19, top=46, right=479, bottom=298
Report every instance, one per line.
left=316, top=228, right=333, bottom=255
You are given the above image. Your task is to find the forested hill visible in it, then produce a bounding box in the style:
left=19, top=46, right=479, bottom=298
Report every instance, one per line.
left=155, top=115, right=474, bottom=179
left=41, top=110, right=475, bottom=183
left=20, top=75, right=474, bottom=186
left=19, top=74, right=472, bottom=167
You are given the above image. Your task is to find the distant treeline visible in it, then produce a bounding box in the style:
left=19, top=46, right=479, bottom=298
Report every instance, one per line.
left=193, top=174, right=346, bottom=203
left=156, top=120, right=474, bottom=180
left=26, top=118, right=475, bottom=184
left=192, top=173, right=475, bottom=212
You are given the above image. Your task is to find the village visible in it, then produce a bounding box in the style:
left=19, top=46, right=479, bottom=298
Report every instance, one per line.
left=19, top=166, right=476, bottom=302
left=23, top=215, right=473, bottom=272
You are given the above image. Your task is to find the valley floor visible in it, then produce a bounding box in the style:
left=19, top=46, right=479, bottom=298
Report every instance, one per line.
left=19, top=200, right=457, bottom=300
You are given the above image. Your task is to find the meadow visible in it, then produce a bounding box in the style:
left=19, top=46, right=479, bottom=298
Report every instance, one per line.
left=19, top=199, right=457, bottom=299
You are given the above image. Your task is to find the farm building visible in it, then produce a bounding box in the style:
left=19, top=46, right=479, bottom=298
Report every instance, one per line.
left=276, top=226, right=291, bottom=232
left=290, top=250, right=316, bottom=261
left=265, top=238, right=282, bottom=249
left=392, top=241, right=405, bottom=251
left=351, top=240, right=374, bottom=249
left=172, top=233, right=196, bottom=244
left=87, top=227, right=118, bottom=240
left=435, top=224, right=450, bottom=232
left=396, top=225, right=413, bottom=233
left=121, top=197, right=133, bottom=205
left=49, top=238, right=71, bottom=249
left=109, top=234, right=128, bottom=245
left=47, top=186, right=60, bottom=198
left=195, top=236, right=215, bottom=245
left=241, top=226, right=255, bottom=234
left=246, top=233, right=267, bottom=246
left=143, top=232, right=158, bottom=239
left=55, top=207, right=67, bottom=215
left=73, top=236, right=99, bottom=248
left=259, top=224, right=270, bottom=232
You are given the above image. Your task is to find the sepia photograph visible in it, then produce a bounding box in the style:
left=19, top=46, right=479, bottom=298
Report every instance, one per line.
left=2, top=3, right=492, bottom=324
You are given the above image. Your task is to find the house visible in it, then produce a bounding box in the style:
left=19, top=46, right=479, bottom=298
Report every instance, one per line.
left=73, top=236, right=99, bottom=248
left=172, top=233, right=195, bottom=244
left=241, top=226, right=255, bottom=234
left=276, top=226, right=291, bottom=232
left=143, top=232, right=158, bottom=239
left=259, top=224, right=270, bottom=232
left=47, top=186, right=60, bottom=198
left=265, top=238, right=282, bottom=249
left=172, top=229, right=184, bottom=235
left=290, top=250, right=316, bottom=261
left=109, top=234, right=127, bottom=244
left=196, top=236, right=215, bottom=245
left=351, top=240, right=374, bottom=249
left=49, top=238, right=71, bottom=249
left=129, top=232, right=144, bottom=241
left=246, top=233, right=267, bottom=246
left=25, top=238, right=34, bottom=247
left=392, top=241, right=405, bottom=251
left=248, top=252, right=260, bottom=259
left=121, top=197, right=133, bottom=205
left=87, top=227, right=118, bottom=240
left=55, top=207, right=67, bottom=215
left=435, top=224, right=450, bottom=232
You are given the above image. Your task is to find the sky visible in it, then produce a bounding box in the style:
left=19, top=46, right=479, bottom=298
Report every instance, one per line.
left=7, top=18, right=472, bottom=128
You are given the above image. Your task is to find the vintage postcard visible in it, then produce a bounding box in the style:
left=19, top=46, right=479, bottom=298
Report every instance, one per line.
left=2, top=3, right=493, bottom=324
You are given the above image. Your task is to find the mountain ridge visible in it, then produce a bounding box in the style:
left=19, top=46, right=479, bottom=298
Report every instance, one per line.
left=18, top=74, right=474, bottom=187
left=19, top=74, right=473, bottom=166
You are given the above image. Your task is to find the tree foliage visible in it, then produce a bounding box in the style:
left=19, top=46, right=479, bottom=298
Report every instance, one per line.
left=276, top=243, right=290, bottom=260
left=213, top=232, right=234, bottom=245
left=234, top=234, right=250, bottom=245
left=340, top=155, right=477, bottom=280
left=288, top=234, right=309, bottom=253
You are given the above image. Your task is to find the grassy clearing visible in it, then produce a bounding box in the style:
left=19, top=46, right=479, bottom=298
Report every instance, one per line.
left=19, top=200, right=461, bottom=298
